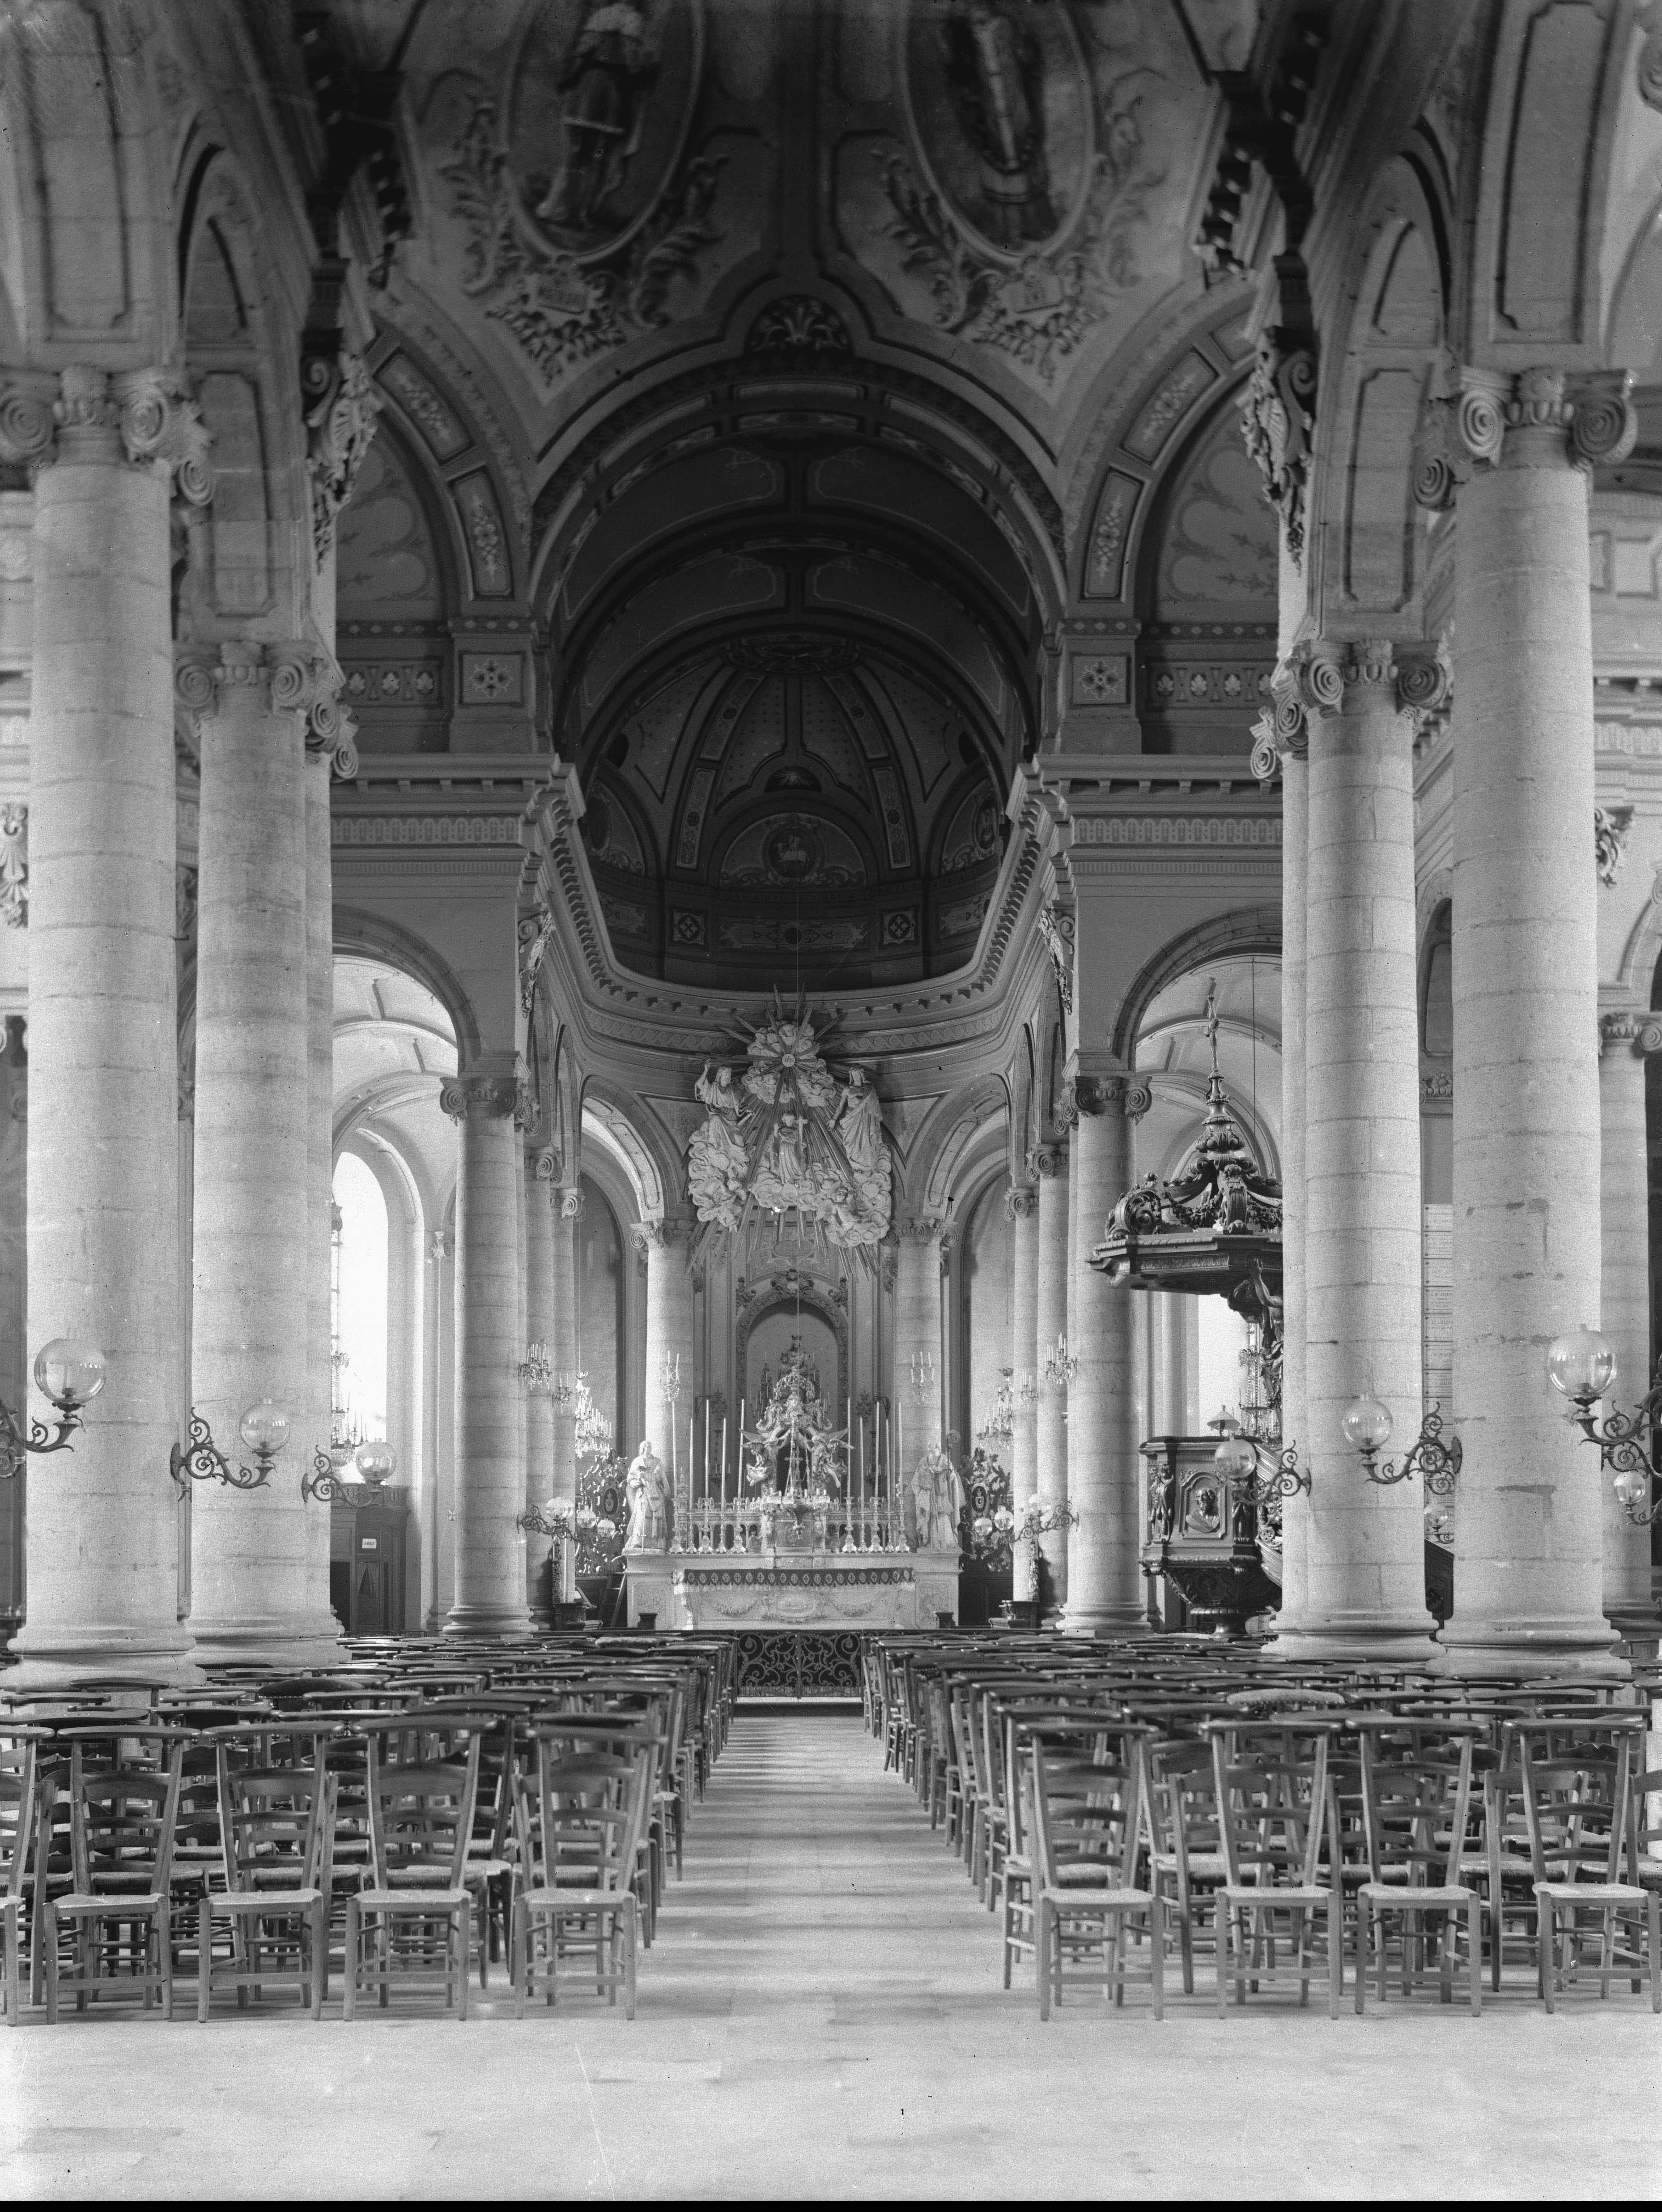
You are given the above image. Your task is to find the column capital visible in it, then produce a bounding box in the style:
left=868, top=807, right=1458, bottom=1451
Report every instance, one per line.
left=896, top=1213, right=947, bottom=1242
left=1598, top=1008, right=1662, bottom=1059
left=1280, top=637, right=1450, bottom=733
left=175, top=643, right=354, bottom=767
left=631, top=1214, right=693, bottom=1253
left=439, top=1073, right=519, bottom=1122
left=1029, top=1142, right=1067, bottom=1179
left=1417, top=365, right=1636, bottom=503
left=557, top=1184, right=586, bottom=1220
left=1003, top=1181, right=1038, bottom=1221
left=530, top=1144, right=562, bottom=1182
left=0, top=366, right=215, bottom=503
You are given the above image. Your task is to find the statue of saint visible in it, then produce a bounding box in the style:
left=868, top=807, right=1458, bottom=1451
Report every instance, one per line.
left=910, top=1444, right=967, bottom=1553
left=534, top=1, right=661, bottom=235
left=687, top=1061, right=748, bottom=1232
left=623, top=1439, right=672, bottom=1551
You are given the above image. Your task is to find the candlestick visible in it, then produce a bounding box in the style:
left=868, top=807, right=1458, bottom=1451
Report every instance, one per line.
left=704, top=1400, right=711, bottom=1504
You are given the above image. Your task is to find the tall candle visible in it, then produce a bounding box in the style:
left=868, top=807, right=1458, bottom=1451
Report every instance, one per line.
left=721, top=1418, right=728, bottom=1513
left=704, top=1400, right=711, bottom=1503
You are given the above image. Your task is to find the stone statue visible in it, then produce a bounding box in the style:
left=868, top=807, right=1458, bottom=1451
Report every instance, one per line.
left=910, top=1444, right=966, bottom=1553
left=623, top=1439, right=672, bottom=1551
left=687, top=1061, right=748, bottom=1233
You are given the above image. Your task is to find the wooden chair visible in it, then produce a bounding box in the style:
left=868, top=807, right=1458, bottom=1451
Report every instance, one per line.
left=342, top=1735, right=482, bottom=2019
left=1207, top=1720, right=1341, bottom=2018
left=512, top=1742, right=650, bottom=2020
left=1354, top=1720, right=1483, bottom=2014
left=0, top=1737, right=38, bottom=2024
left=1519, top=1718, right=1661, bottom=2012
left=1142, top=1738, right=1225, bottom=1995
left=43, top=1742, right=184, bottom=2021
left=1027, top=1732, right=1161, bottom=2020
left=197, top=1743, right=333, bottom=2021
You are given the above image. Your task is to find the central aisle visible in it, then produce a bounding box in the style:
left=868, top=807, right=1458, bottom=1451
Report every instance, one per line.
left=2, top=1709, right=1657, bottom=2201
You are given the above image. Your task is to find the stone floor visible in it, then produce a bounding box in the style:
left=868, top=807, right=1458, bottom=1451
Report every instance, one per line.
left=1, top=1709, right=1657, bottom=2201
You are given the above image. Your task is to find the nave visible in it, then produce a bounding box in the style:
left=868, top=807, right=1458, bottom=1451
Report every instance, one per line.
left=1, top=1705, right=1653, bottom=2204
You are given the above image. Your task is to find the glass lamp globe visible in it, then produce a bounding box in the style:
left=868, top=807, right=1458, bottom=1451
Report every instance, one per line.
left=355, top=1441, right=396, bottom=1484
left=1546, top=1326, right=1615, bottom=1404
left=1612, top=1467, right=1651, bottom=1508
left=34, top=1339, right=106, bottom=1409
left=238, top=1401, right=290, bottom=1458
left=1341, top=1395, right=1394, bottom=1454
left=1213, top=1436, right=1256, bottom=1482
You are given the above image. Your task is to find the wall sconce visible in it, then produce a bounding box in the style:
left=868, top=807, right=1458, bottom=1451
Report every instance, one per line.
left=0, top=1339, right=106, bottom=1479
left=977, top=1368, right=1015, bottom=1444
left=172, top=1401, right=288, bottom=1495
left=1015, top=1368, right=1038, bottom=1408
left=1209, top=1408, right=1309, bottom=1500
left=908, top=1348, right=935, bottom=1405
left=1340, top=1395, right=1461, bottom=1493
left=660, top=1351, right=682, bottom=1404
left=1547, top=1324, right=1662, bottom=1525
left=519, top=1342, right=574, bottom=1400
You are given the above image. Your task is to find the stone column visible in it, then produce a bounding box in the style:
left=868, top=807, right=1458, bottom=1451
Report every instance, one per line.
left=185, top=641, right=339, bottom=1665
left=1064, top=1072, right=1152, bottom=1633
left=524, top=1146, right=557, bottom=1627
left=1272, top=641, right=1439, bottom=1659
left=1439, top=366, right=1633, bottom=1677
left=1265, top=705, right=1311, bottom=1634
left=442, top=1071, right=529, bottom=1635
left=1006, top=1181, right=1039, bottom=1598
left=635, top=1217, right=694, bottom=1518
left=552, top=1185, right=582, bottom=1599
left=6, top=369, right=203, bottom=1687
left=304, top=724, right=345, bottom=1640
left=1597, top=1012, right=1657, bottom=1638
left=895, top=1216, right=946, bottom=1484
left=1033, top=1141, right=1070, bottom=1609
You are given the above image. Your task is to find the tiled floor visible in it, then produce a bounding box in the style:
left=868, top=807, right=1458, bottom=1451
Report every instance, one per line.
left=1, top=1709, right=1657, bottom=2200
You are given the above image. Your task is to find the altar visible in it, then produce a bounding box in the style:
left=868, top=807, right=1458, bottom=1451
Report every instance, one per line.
left=623, top=1543, right=960, bottom=1631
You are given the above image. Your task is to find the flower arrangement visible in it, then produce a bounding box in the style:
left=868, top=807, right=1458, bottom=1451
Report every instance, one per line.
left=575, top=1453, right=627, bottom=1574
left=961, top=1447, right=1014, bottom=1566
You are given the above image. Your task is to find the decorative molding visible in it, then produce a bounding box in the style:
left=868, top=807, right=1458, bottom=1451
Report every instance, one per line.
left=428, top=1227, right=452, bottom=1262
left=1239, top=255, right=1317, bottom=566
left=1595, top=805, right=1633, bottom=889
left=0, top=803, right=26, bottom=929
left=1036, top=903, right=1074, bottom=1014
left=744, top=296, right=852, bottom=362
left=333, top=816, right=524, bottom=848
left=518, top=904, right=555, bottom=1015
left=1420, top=1070, right=1453, bottom=1101
left=0, top=379, right=55, bottom=468
left=438, top=1074, right=518, bottom=1121
left=302, top=349, right=381, bottom=564
left=1070, top=817, right=1280, bottom=847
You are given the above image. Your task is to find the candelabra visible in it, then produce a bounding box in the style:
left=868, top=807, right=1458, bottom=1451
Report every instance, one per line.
left=907, top=1348, right=935, bottom=1405
left=519, top=1339, right=559, bottom=1395
left=1015, top=1369, right=1039, bottom=1409
left=0, top=1340, right=106, bottom=1481
left=976, top=1368, right=1015, bottom=1445
left=1547, top=1325, right=1662, bottom=1524
left=1042, top=1333, right=1076, bottom=1388
left=660, top=1351, right=683, bottom=1404
left=1339, top=1396, right=1461, bottom=1494
left=172, top=1401, right=288, bottom=1495
left=572, top=1372, right=612, bottom=1459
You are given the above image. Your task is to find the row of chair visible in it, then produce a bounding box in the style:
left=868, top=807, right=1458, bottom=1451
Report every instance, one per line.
left=0, top=1631, right=737, bottom=2025
left=865, top=1631, right=1662, bottom=2019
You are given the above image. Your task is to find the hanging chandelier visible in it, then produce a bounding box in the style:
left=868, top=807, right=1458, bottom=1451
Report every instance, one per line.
left=687, top=994, right=891, bottom=1257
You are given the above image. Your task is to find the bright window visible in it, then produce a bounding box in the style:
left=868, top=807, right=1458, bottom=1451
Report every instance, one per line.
left=333, top=1151, right=388, bottom=1441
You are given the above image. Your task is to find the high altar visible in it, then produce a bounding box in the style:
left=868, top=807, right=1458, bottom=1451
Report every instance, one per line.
left=621, top=1342, right=963, bottom=1632
left=619, top=1009, right=964, bottom=1634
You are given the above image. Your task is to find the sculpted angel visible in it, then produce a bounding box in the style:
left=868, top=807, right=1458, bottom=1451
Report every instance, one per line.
left=687, top=1061, right=748, bottom=1231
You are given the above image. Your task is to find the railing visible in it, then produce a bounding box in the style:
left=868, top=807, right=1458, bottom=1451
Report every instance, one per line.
left=676, top=1494, right=909, bottom=1555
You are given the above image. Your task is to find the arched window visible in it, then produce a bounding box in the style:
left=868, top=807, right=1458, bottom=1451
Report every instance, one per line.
left=333, top=1151, right=389, bottom=1442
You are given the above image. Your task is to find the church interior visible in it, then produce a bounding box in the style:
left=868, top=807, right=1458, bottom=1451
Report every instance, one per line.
left=0, top=0, right=1661, bottom=2198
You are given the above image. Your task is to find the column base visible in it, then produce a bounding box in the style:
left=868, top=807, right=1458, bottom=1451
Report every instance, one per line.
left=4, top=1621, right=204, bottom=1693
left=1267, top=1609, right=1438, bottom=1664
left=186, top=1611, right=347, bottom=1670
left=1436, top=1612, right=1629, bottom=1681
left=444, top=1603, right=533, bottom=1637
left=1059, top=1601, right=1158, bottom=1637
